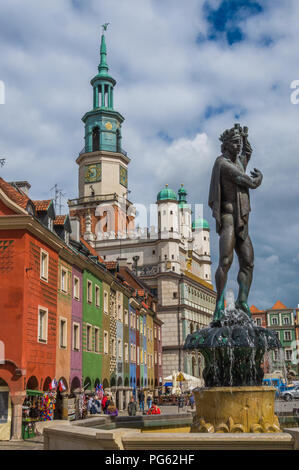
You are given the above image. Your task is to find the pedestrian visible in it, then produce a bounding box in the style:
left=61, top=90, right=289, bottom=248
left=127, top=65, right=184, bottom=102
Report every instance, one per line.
left=87, top=395, right=93, bottom=414
left=107, top=400, right=118, bottom=417
left=102, top=394, right=108, bottom=414
left=128, top=396, right=137, bottom=416
left=147, top=394, right=152, bottom=410
left=189, top=393, right=195, bottom=410
left=138, top=389, right=145, bottom=413
left=178, top=395, right=185, bottom=412
left=147, top=403, right=161, bottom=415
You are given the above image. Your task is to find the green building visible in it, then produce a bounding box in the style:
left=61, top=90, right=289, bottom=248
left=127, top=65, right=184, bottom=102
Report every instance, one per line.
left=82, top=270, right=103, bottom=389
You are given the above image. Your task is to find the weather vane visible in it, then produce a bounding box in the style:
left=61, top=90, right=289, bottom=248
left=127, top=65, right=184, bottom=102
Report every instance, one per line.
left=102, top=23, right=110, bottom=33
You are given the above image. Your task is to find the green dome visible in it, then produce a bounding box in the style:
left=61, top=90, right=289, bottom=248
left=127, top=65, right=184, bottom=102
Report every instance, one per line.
left=192, top=217, right=209, bottom=230
left=157, top=185, right=178, bottom=202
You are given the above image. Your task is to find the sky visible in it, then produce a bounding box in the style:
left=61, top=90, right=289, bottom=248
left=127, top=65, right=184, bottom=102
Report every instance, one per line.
left=0, top=0, right=299, bottom=310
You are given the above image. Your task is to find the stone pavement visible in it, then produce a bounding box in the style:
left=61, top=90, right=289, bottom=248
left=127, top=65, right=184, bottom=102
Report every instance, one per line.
left=0, top=436, right=44, bottom=450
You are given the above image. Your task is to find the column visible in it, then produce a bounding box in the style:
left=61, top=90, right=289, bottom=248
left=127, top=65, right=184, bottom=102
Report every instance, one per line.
left=118, top=390, right=123, bottom=411
left=101, top=84, right=105, bottom=107
left=10, top=392, right=26, bottom=441
left=125, top=390, right=130, bottom=409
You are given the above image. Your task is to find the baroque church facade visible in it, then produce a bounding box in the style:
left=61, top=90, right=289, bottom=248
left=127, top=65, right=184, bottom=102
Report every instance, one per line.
left=69, top=32, right=216, bottom=379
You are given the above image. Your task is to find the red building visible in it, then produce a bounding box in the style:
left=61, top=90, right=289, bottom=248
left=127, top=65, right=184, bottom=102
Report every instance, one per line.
left=0, top=179, right=62, bottom=439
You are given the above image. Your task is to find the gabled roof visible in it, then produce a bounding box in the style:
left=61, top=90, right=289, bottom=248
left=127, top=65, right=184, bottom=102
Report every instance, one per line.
left=271, top=300, right=287, bottom=310
left=33, top=200, right=52, bottom=211
left=0, top=177, right=30, bottom=211
left=250, top=305, right=263, bottom=313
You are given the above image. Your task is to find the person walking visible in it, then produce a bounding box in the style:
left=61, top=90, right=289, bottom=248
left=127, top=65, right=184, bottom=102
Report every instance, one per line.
left=138, top=389, right=145, bottom=413
left=147, top=395, right=152, bottom=410
left=189, top=393, right=195, bottom=410
left=127, top=396, right=137, bottom=416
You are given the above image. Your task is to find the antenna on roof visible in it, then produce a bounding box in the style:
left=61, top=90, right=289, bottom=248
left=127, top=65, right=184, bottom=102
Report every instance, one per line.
left=50, top=184, right=66, bottom=215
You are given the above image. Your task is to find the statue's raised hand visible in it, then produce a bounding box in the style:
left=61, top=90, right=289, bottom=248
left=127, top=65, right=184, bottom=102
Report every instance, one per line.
left=250, top=168, right=263, bottom=185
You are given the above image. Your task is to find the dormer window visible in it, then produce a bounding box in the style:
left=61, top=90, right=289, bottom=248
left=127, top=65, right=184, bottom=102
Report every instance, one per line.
left=65, top=231, right=70, bottom=244
left=48, top=217, right=53, bottom=231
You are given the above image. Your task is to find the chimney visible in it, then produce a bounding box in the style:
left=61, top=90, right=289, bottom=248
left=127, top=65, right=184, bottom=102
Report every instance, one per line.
left=9, top=181, right=31, bottom=195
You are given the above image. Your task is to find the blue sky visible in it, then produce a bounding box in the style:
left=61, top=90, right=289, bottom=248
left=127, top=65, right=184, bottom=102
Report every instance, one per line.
left=0, top=0, right=299, bottom=310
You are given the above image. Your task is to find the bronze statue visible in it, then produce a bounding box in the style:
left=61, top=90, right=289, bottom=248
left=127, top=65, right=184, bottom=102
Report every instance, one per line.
left=209, top=124, right=263, bottom=322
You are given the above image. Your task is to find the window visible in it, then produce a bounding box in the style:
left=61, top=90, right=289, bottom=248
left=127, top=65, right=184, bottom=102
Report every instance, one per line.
left=95, top=285, right=100, bottom=307
left=73, top=277, right=80, bottom=300
left=255, top=318, right=262, bottom=326
left=59, top=318, right=67, bottom=349
left=137, top=346, right=140, bottom=365
left=285, top=349, right=293, bottom=361
left=73, top=323, right=80, bottom=351
left=111, top=300, right=115, bottom=317
left=158, top=353, right=162, bottom=366
left=158, top=328, right=161, bottom=341
left=38, top=307, right=48, bottom=343
left=273, top=349, right=279, bottom=361
left=144, top=352, right=147, bottom=365
left=173, top=292, right=177, bottom=299
left=155, top=351, right=157, bottom=364
left=152, top=250, right=155, bottom=255
left=94, top=327, right=100, bottom=353
left=40, top=249, right=49, bottom=281
left=111, top=337, right=116, bottom=357
left=271, top=317, right=278, bottom=325
left=284, top=331, right=292, bottom=341
left=124, top=310, right=128, bottom=325
left=87, top=280, right=92, bottom=303
left=134, top=345, right=136, bottom=362
left=125, top=343, right=129, bottom=362
left=154, top=327, right=157, bottom=339
left=86, top=324, right=92, bottom=351
left=48, top=217, right=53, bottom=231
left=117, top=304, right=122, bottom=322
left=118, top=339, right=122, bottom=359
left=283, top=317, right=290, bottom=325
left=140, top=348, right=143, bottom=364
left=61, top=268, right=68, bottom=293
left=130, top=344, right=133, bottom=361
left=104, top=291, right=109, bottom=314
left=104, top=331, right=109, bottom=354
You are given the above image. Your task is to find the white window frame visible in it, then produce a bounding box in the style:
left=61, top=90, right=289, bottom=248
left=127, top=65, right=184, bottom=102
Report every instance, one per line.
left=158, top=353, right=162, bottom=366
left=137, top=346, right=140, bottom=365
left=94, top=327, right=100, bottom=353
left=86, top=323, right=92, bottom=351
left=59, top=317, right=67, bottom=349
left=271, top=316, right=278, bottom=326
left=95, top=285, right=100, bottom=308
left=104, top=330, right=109, bottom=354
left=40, top=249, right=49, bottom=282
left=118, top=338, right=122, bottom=359
left=283, top=316, right=290, bottom=325
left=73, top=322, right=80, bottom=351
left=117, top=303, right=123, bottom=322
left=284, top=330, right=292, bottom=342
left=111, top=337, right=116, bottom=357
left=124, top=309, right=128, bottom=325
left=87, top=280, right=92, bottom=303
left=125, top=342, right=129, bottom=362
left=104, top=291, right=109, bottom=314
left=61, top=267, right=68, bottom=293
left=73, top=276, right=80, bottom=300
left=38, top=306, right=48, bottom=344
left=285, top=349, right=293, bottom=361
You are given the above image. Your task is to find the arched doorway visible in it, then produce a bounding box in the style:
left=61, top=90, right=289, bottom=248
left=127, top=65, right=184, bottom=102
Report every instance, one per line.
left=0, top=378, right=11, bottom=440
left=26, top=376, right=39, bottom=391
left=84, top=377, right=91, bottom=390
left=137, top=378, right=140, bottom=388
left=70, top=377, right=81, bottom=393
left=103, top=378, right=109, bottom=391
left=43, top=377, right=52, bottom=392
left=94, top=378, right=100, bottom=389
left=110, top=376, right=116, bottom=388
left=124, top=377, right=129, bottom=387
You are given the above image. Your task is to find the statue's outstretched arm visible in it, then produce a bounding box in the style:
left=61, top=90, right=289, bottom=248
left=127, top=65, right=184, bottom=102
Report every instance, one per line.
left=223, top=162, right=263, bottom=189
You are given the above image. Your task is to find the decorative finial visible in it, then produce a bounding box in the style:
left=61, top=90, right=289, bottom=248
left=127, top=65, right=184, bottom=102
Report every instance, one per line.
left=165, top=184, right=168, bottom=187
left=102, top=23, right=110, bottom=33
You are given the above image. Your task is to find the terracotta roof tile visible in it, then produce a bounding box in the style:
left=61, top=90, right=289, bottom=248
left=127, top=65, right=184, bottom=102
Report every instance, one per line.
left=271, top=300, right=287, bottom=310
left=0, top=177, right=30, bottom=210
left=80, top=237, right=104, bottom=263
left=250, top=305, right=261, bottom=313
left=104, top=261, right=118, bottom=269
left=54, top=215, right=67, bottom=226
left=33, top=200, right=52, bottom=211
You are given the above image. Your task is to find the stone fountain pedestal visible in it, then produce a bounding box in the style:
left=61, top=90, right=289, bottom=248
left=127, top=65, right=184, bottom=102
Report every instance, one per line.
left=191, top=386, right=281, bottom=433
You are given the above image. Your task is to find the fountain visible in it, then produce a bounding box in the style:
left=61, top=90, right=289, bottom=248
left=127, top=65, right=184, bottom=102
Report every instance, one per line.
left=184, top=124, right=282, bottom=433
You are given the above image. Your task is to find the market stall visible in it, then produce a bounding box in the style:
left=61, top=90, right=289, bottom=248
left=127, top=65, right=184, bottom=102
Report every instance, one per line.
left=22, top=389, right=57, bottom=439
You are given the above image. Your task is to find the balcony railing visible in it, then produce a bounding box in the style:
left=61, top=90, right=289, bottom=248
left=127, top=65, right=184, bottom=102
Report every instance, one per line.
left=79, top=146, right=127, bottom=157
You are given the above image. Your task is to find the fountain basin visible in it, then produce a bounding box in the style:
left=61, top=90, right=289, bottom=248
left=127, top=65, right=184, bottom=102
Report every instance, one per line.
left=192, top=386, right=280, bottom=433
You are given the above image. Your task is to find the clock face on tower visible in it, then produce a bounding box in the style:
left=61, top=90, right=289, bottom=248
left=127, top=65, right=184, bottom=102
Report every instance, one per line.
left=85, top=163, right=101, bottom=183
left=119, top=165, right=128, bottom=188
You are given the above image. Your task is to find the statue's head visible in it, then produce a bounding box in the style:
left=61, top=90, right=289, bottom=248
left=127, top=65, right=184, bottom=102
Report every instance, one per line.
left=220, top=123, right=248, bottom=161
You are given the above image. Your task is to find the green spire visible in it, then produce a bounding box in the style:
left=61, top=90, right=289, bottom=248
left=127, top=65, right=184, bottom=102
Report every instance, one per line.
left=98, top=34, right=109, bottom=76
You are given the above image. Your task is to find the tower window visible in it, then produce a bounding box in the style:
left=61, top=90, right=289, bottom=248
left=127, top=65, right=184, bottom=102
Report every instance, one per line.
left=92, top=127, right=100, bottom=152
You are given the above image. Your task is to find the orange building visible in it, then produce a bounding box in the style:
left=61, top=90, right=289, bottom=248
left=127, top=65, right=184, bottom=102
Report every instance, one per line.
left=0, top=179, right=61, bottom=439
